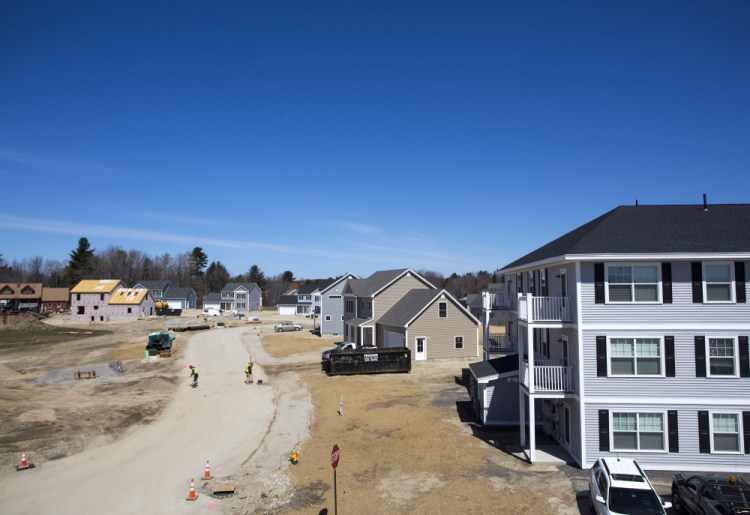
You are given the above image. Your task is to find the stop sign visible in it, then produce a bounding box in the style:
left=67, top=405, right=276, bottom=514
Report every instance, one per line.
left=330, top=444, right=340, bottom=470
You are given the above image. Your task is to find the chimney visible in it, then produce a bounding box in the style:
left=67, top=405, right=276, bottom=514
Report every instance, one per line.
left=703, top=193, right=708, bottom=211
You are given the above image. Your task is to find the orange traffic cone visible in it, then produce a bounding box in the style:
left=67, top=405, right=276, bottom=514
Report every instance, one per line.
left=186, top=478, right=198, bottom=501
left=202, top=460, right=212, bottom=480
left=16, top=451, right=33, bottom=471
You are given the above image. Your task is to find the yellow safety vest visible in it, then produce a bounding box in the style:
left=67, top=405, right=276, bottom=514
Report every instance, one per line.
left=245, top=363, right=252, bottom=373
left=192, top=367, right=198, bottom=375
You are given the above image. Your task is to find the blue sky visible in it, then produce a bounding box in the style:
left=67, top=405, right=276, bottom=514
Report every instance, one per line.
left=1, top=1, right=749, bottom=279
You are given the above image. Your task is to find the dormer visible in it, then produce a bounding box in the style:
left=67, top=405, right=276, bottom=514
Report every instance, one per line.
left=22, top=286, right=35, bottom=295
left=1, top=286, right=14, bottom=295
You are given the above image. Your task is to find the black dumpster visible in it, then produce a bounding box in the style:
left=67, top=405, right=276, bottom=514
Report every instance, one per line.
left=327, top=347, right=411, bottom=376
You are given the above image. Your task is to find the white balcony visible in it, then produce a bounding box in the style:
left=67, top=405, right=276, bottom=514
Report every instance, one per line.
left=517, top=294, right=571, bottom=323
left=483, top=292, right=515, bottom=311
left=521, top=359, right=574, bottom=393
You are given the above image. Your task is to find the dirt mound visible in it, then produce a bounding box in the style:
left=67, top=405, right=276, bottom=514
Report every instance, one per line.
left=0, top=315, right=48, bottom=332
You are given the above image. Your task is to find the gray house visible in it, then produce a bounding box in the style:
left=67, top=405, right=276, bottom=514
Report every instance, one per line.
left=132, top=280, right=173, bottom=301
left=319, top=273, right=359, bottom=336
left=473, top=202, right=750, bottom=473
left=162, top=287, right=197, bottom=309
left=220, top=282, right=262, bottom=312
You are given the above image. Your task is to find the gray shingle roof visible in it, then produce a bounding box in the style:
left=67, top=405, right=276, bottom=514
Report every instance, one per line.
left=134, top=280, right=171, bottom=290
left=204, top=292, right=221, bottom=303
left=319, top=273, right=359, bottom=294
left=465, top=293, right=483, bottom=309
left=298, top=283, right=319, bottom=294
left=221, top=282, right=259, bottom=293
left=278, top=295, right=298, bottom=305
left=502, top=203, right=750, bottom=271
left=469, top=354, right=519, bottom=380
left=348, top=269, right=435, bottom=297
left=378, top=289, right=443, bottom=327
left=162, top=287, right=194, bottom=300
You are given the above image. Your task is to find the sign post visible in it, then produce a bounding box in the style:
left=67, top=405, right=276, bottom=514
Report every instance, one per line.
left=331, top=443, right=340, bottom=515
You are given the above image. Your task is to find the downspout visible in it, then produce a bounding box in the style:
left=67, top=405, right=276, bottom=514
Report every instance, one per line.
left=576, top=261, right=586, bottom=468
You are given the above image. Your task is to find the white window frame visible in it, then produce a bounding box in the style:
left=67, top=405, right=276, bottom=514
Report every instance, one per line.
left=605, top=263, right=661, bottom=304
left=454, top=336, right=463, bottom=349
left=706, top=336, right=739, bottom=378
left=709, top=411, right=743, bottom=454
left=438, top=301, right=447, bottom=318
left=610, top=411, right=667, bottom=453
left=608, top=336, right=664, bottom=377
left=703, top=262, right=735, bottom=303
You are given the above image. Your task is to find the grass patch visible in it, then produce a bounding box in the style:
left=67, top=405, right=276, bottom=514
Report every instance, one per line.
left=0, top=329, right=111, bottom=346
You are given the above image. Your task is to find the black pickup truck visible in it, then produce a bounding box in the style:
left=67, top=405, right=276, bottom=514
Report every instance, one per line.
left=671, top=473, right=750, bottom=514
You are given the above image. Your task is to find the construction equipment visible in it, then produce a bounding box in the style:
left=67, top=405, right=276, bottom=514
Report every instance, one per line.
left=146, top=332, right=175, bottom=356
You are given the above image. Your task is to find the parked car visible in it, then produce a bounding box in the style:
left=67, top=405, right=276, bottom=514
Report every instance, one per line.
left=274, top=321, right=302, bottom=332
left=589, top=457, right=671, bottom=514
left=201, top=308, right=222, bottom=317
left=671, top=473, right=750, bottom=514
left=322, top=342, right=357, bottom=362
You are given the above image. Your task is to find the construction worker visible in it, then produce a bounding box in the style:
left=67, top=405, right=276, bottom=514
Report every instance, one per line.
left=245, top=358, right=254, bottom=384
left=189, top=364, right=199, bottom=387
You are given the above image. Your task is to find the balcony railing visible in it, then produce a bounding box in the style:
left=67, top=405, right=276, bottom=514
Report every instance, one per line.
left=483, top=292, right=515, bottom=311
left=518, top=294, right=571, bottom=323
left=486, top=334, right=514, bottom=353
left=521, top=360, right=574, bottom=393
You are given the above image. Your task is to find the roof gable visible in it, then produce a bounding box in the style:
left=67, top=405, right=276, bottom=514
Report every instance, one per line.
left=133, top=280, right=172, bottom=290
left=502, top=203, right=750, bottom=271
left=347, top=269, right=436, bottom=298
left=71, top=280, right=123, bottom=294
left=221, top=282, right=259, bottom=293
left=378, top=289, right=479, bottom=327
left=161, top=287, right=194, bottom=299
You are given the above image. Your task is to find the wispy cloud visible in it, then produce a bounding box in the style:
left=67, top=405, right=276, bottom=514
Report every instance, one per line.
left=0, top=148, right=120, bottom=175
left=332, top=221, right=380, bottom=235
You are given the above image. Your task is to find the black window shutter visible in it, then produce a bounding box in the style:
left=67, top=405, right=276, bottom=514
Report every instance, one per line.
left=739, top=336, right=749, bottom=378
left=744, top=412, right=750, bottom=455
left=698, top=411, right=710, bottom=453
left=665, top=336, right=675, bottom=377
left=668, top=410, right=679, bottom=453
left=662, top=263, right=673, bottom=304
left=594, top=263, right=605, bottom=304
left=599, top=410, right=610, bottom=452
left=596, top=336, right=607, bottom=377
left=695, top=336, right=706, bottom=377
left=692, top=262, right=703, bottom=303
left=736, top=262, right=746, bottom=303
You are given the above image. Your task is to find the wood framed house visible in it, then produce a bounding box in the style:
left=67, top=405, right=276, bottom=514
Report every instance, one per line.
left=473, top=202, right=750, bottom=473
left=320, top=273, right=359, bottom=336
left=70, top=280, right=125, bottom=322
left=220, top=283, right=262, bottom=312
left=107, top=288, right=156, bottom=319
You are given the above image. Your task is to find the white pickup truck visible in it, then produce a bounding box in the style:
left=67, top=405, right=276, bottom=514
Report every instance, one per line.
left=321, top=342, right=376, bottom=361
left=201, top=308, right=222, bottom=317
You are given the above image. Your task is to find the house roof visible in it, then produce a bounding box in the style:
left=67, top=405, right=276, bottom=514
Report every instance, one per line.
left=108, top=288, right=151, bottom=305
left=346, top=317, right=373, bottom=327
left=278, top=295, right=299, bottom=305
left=162, top=287, right=194, bottom=300
left=204, top=292, right=222, bottom=303
left=41, top=288, right=70, bottom=302
left=71, top=280, right=123, bottom=294
left=319, top=273, right=359, bottom=294
left=0, top=283, right=43, bottom=299
left=502, top=203, right=750, bottom=271
left=347, top=269, right=435, bottom=297
left=378, top=289, right=479, bottom=327
left=465, top=293, right=483, bottom=309
left=298, top=283, right=319, bottom=295
left=133, top=280, right=171, bottom=290
left=469, top=354, right=519, bottom=381
left=221, top=282, right=259, bottom=293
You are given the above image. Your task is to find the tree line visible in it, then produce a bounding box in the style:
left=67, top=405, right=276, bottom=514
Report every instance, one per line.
left=0, top=238, right=498, bottom=306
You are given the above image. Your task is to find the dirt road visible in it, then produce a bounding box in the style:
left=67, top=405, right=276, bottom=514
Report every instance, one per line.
left=0, top=325, right=303, bottom=514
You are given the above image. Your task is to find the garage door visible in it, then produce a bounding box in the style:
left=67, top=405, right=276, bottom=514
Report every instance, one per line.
left=278, top=306, right=296, bottom=315
left=383, top=330, right=405, bottom=348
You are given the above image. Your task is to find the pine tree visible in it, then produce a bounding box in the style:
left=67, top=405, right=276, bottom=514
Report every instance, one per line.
left=65, top=237, right=96, bottom=286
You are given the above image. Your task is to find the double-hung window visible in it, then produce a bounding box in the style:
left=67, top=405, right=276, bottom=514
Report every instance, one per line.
left=438, top=302, right=447, bottom=318
left=703, top=263, right=733, bottom=302
left=710, top=412, right=741, bottom=452
left=454, top=336, right=463, bottom=349
left=707, top=337, right=737, bottom=376
left=612, top=412, right=665, bottom=451
left=606, top=264, right=660, bottom=302
left=609, top=338, right=662, bottom=376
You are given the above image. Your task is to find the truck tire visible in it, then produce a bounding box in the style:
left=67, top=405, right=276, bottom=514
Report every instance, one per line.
left=671, top=490, right=683, bottom=513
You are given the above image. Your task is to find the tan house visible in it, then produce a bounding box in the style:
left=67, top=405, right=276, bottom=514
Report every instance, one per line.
left=0, top=283, right=43, bottom=312
left=343, top=268, right=480, bottom=360
left=41, top=287, right=70, bottom=313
